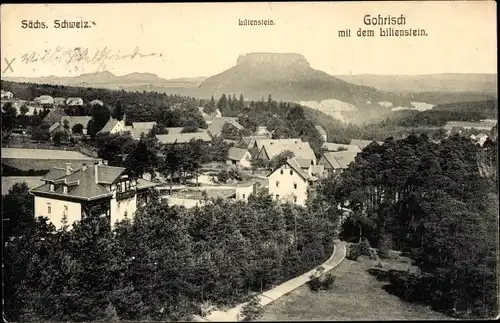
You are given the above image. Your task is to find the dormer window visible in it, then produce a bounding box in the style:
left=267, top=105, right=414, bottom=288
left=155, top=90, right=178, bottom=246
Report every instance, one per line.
left=63, top=186, right=68, bottom=194
left=49, top=184, right=55, bottom=192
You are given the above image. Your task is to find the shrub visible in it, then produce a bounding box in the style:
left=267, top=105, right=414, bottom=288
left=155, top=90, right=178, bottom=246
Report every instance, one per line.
left=241, top=294, right=263, bottom=322
left=321, top=273, right=336, bottom=290
left=307, top=276, right=323, bottom=291
left=378, top=234, right=393, bottom=259
left=346, top=243, right=362, bottom=260
left=359, top=238, right=372, bottom=256
left=216, top=170, right=229, bottom=183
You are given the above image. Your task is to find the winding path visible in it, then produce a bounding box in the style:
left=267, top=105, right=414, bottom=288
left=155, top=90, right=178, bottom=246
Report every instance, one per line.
left=193, top=240, right=347, bottom=322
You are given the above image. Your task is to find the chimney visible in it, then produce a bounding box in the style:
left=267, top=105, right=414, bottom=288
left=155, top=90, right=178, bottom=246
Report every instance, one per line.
left=65, top=163, right=72, bottom=175
left=82, top=163, right=87, bottom=171
left=95, top=164, right=99, bottom=184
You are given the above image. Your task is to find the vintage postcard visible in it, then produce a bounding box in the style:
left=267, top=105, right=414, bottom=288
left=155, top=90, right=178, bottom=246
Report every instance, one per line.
left=1, top=1, right=498, bottom=322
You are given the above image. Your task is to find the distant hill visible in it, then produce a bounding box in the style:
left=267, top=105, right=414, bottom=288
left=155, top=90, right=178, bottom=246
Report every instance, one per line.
left=335, top=74, right=497, bottom=95
left=195, top=52, right=412, bottom=107
left=3, top=72, right=206, bottom=89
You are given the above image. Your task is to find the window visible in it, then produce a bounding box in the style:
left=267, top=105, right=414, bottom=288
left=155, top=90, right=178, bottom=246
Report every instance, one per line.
left=294, top=183, right=297, bottom=189
left=242, top=194, right=246, bottom=199
left=232, top=160, right=237, bottom=165
left=47, top=203, right=52, bottom=214
left=276, top=181, right=280, bottom=187
left=290, top=170, right=293, bottom=175
left=294, top=196, right=298, bottom=203
left=280, top=169, right=284, bottom=175
left=311, top=160, right=314, bottom=165
left=49, top=184, right=54, bottom=192
left=276, top=194, right=280, bottom=200
left=63, top=186, right=68, bottom=194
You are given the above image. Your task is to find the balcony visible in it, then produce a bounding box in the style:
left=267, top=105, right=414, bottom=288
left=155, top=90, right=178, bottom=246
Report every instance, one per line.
left=116, top=189, right=136, bottom=201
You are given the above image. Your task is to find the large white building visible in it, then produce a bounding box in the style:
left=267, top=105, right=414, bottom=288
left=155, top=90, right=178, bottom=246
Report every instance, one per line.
left=267, top=157, right=317, bottom=206
left=30, top=161, right=157, bottom=229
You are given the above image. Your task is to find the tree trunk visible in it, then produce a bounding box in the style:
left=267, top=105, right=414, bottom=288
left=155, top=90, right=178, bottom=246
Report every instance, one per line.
left=359, top=222, right=363, bottom=243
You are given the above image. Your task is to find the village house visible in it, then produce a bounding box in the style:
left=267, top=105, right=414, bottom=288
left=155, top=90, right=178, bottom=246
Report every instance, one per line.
left=66, top=97, right=84, bottom=106
left=267, top=157, right=317, bottom=206
left=156, top=130, right=212, bottom=145
left=43, top=108, right=69, bottom=126
left=1, top=90, right=14, bottom=99
left=49, top=121, right=72, bottom=140
left=227, top=147, right=252, bottom=168
left=315, top=125, right=327, bottom=142
left=207, top=117, right=244, bottom=138
left=97, top=118, right=126, bottom=135
left=60, top=116, right=93, bottom=135
left=319, top=151, right=358, bottom=176
left=201, top=108, right=222, bottom=125
left=234, top=181, right=262, bottom=202
left=251, top=138, right=303, bottom=151
left=36, top=95, right=55, bottom=106
left=53, top=97, right=67, bottom=107
left=239, top=135, right=273, bottom=151
left=258, top=140, right=317, bottom=167
left=322, top=142, right=362, bottom=153
left=350, top=139, right=384, bottom=150
left=30, top=161, right=158, bottom=230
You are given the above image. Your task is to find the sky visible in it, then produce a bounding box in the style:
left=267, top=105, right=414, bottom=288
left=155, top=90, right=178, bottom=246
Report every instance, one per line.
left=1, top=1, right=497, bottom=79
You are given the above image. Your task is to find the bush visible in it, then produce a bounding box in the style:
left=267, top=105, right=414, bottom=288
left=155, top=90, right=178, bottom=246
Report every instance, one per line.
left=378, top=234, right=393, bottom=259
left=216, top=170, right=229, bottom=183
left=241, top=294, right=263, bottom=322
left=307, top=276, right=323, bottom=291
left=346, top=243, right=362, bottom=260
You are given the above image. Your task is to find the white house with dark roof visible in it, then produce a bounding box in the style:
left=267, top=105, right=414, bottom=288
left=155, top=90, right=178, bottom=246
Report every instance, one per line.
left=227, top=147, right=251, bottom=168
left=54, top=97, right=67, bottom=106
left=36, top=95, right=54, bottom=106
left=30, top=161, right=158, bottom=230
left=267, top=157, right=317, bottom=206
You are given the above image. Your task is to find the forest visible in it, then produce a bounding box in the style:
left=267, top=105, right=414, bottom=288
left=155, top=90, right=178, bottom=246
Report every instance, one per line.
left=318, top=133, right=498, bottom=318
left=3, top=186, right=339, bottom=322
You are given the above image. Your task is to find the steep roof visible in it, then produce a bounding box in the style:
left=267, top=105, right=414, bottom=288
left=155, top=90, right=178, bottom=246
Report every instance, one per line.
left=322, top=142, right=362, bottom=153
left=132, top=122, right=157, bottom=130
left=49, top=122, right=62, bottom=133
left=261, top=141, right=316, bottom=161
left=322, top=151, right=358, bottom=169
left=207, top=117, right=244, bottom=136
left=43, top=108, right=68, bottom=125
left=254, top=138, right=302, bottom=150
left=350, top=139, right=383, bottom=149
left=228, top=147, right=248, bottom=161
left=30, top=164, right=128, bottom=201
left=272, top=157, right=315, bottom=182
left=156, top=130, right=212, bottom=144
left=97, top=118, right=120, bottom=134
left=128, top=129, right=148, bottom=140
left=61, top=116, right=92, bottom=129
left=240, top=135, right=271, bottom=149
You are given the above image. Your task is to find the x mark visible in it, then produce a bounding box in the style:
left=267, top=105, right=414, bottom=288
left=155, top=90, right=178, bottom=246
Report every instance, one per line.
left=3, top=57, right=15, bottom=73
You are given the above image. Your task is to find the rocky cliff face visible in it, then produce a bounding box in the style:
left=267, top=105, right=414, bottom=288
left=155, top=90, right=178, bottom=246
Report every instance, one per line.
left=236, top=53, right=311, bottom=68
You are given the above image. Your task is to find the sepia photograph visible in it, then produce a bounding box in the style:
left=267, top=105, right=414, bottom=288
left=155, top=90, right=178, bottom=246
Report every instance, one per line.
left=1, top=1, right=498, bottom=322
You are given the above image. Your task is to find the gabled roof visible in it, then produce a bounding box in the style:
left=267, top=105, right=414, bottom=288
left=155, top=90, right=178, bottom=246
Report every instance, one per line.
left=315, top=125, right=327, bottom=135
left=97, top=118, right=120, bottom=134
left=132, top=122, right=157, bottom=130
left=41, top=167, right=67, bottom=182
left=156, top=130, right=212, bottom=144
left=261, top=141, right=316, bottom=161
left=322, top=151, right=358, bottom=169
left=268, top=157, right=315, bottom=182
left=43, top=108, right=68, bottom=124
left=207, top=117, right=244, bottom=136
left=349, top=139, right=383, bottom=149
left=228, top=147, right=249, bottom=161
left=254, top=138, right=302, bottom=150
left=128, top=129, right=148, bottom=140
left=311, top=165, right=325, bottom=177
left=39, top=95, right=53, bottom=101
left=295, top=158, right=314, bottom=169
left=49, top=122, right=62, bottom=133
left=61, top=116, right=92, bottom=129
left=240, top=135, right=271, bottom=149
left=165, top=127, right=184, bottom=134
left=322, top=142, right=362, bottom=153
left=66, top=97, right=84, bottom=104
left=31, top=164, right=128, bottom=201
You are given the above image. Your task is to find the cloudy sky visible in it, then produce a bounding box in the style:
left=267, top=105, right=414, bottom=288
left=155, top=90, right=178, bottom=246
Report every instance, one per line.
left=1, top=1, right=497, bottom=78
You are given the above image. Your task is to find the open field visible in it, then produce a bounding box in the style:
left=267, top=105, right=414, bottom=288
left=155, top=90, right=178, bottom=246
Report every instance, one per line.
left=2, top=176, right=43, bottom=194
left=259, top=252, right=451, bottom=321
